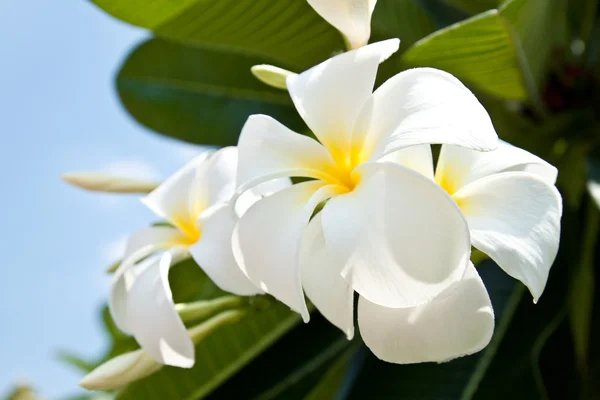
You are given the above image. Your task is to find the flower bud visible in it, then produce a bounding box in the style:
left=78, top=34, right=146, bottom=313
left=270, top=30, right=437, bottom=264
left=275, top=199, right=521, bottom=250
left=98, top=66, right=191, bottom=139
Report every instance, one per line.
left=62, top=172, right=159, bottom=194
left=251, top=65, right=296, bottom=90
left=80, top=349, right=162, bottom=390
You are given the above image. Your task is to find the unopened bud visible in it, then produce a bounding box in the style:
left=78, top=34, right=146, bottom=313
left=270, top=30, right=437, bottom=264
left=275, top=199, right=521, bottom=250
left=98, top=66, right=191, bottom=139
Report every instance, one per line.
left=62, top=172, right=159, bottom=194
left=175, top=296, right=245, bottom=324
left=188, top=309, right=247, bottom=344
left=251, top=65, right=296, bottom=90
left=79, top=349, right=162, bottom=390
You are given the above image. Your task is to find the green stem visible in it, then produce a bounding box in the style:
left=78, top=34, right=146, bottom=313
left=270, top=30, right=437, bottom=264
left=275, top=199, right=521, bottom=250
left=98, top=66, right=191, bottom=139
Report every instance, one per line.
left=176, top=296, right=246, bottom=324
left=187, top=309, right=247, bottom=344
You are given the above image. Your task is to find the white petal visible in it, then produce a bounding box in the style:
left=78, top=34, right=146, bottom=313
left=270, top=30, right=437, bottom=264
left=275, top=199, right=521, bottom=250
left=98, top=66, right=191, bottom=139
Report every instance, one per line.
left=287, top=39, right=399, bottom=156
left=236, top=114, right=338, bottom=194
left=127, top=251, right=195, bottom=368
left=454, top=172, right=562, bottom=301
left=353, top=68, right=498, bottom=162
left=142, top=150, right=214, bottom=234
left=358, top=263, right=494, bottom=364
left=110, top=227, right=185, bottom=334
left=379, top=144, right=434, bottom=180
left=307, top=0, right=377, bottom=49
left=233, top=181, right=346, bottom=321
left=300, top=214, right=354, bottom=339
left=436, top=141, right=558, bottom=194
left=321, top=162, right=470, bottom=308
left=234, top=178, right=293, bottom=217
left=190, top=204, right=261, bottom=296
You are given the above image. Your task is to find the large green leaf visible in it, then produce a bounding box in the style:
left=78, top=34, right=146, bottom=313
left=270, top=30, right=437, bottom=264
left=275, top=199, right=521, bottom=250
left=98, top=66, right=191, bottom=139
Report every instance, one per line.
left=500, top=0, right=569, bottom=89
left=401, top=10, right=528, bottom=99
left=92, top=0, right=344, bottom=70
left=117, top=38, right=306, bottom=145
left=346, top=261, right=522, bottom=399
left=443, top=0, right=502, bottom=14
left=116, top=258, right=301, bottom=399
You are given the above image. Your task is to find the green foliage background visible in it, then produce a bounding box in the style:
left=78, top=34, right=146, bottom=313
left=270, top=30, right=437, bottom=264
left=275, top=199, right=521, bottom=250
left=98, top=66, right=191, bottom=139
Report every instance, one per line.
left=60, top=0, right=600, bottom=398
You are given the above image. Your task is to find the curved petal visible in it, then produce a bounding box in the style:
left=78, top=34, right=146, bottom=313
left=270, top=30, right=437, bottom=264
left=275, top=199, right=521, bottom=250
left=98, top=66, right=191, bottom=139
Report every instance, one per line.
left=287, top=39, right=399, bottom=156
left=379, top=144, right=434, bottom=180
left=190, top=204, right=261, bottom=296
left=321, top=162, right=470, bottom=308
left=127, top=251, right=195, bottom=368
left=307, top=0, right=377, bottom=49
left=234, top=178, right=293, bottom=217
left=189, top=146, right=238, bottom=216
left=236, top=115, right=338, bottom=194
left=436, top=141, right=558, bottom=195
left=353, top=68, right=498, bottom=162
left=358, top=263, right=494, bottom=363
left=142, top=151, right=214, bottom=234
left=110, top=227, right=185, bottom=334
left=300, top=214, right=354, bottom=339
left=233, top=181, right=346, bottom=321
left=454, top=172, right=562, bottom=302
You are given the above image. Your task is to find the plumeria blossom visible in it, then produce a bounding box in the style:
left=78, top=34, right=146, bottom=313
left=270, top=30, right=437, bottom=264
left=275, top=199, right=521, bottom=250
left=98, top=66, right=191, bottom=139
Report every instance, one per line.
left=232, top=39, right=504, bottom=363
left=110, top=147, right=270, bottom=369
left=307, top=0, right=377, bottom=49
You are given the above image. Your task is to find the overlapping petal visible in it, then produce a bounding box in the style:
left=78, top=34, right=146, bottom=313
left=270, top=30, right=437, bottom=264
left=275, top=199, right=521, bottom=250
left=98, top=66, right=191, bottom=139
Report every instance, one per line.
left=454, top=172, right=562, bottom=301
left=142, top=151, right=213, bottom=234
left=190, top=204, right=261, bottom=296
left=110, top=227, right=186, bottom=333
left=287, top=39, right=399, bottom=156
left=126, top=251, right=195, bottom=368
left=236, top=115, right=338, bottom=193
left=321, top=162, right=471, bottom=308
left=307, top=0, right=377, bottom=49
left=300, top=214, right=354, bottom=339
left=353, top=68, right=498, bottom=162
left=233, top=181, right=346, bottom=321
left=436, top=141, right=558, bottom=194
left=380, top=144, right=434, bottom=180
left=358, top=263, right=494, bottom=363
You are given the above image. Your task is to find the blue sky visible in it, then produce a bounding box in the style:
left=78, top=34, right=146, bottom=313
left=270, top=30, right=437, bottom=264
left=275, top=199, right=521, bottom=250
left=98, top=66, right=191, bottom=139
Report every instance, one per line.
left=0, top=1, right=202, bottom=397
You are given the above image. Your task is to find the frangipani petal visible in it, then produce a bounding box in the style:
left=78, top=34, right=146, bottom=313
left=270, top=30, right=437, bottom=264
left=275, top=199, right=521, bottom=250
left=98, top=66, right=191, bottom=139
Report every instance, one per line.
left=233, top=181, right=346, bottom=321
left=300, top=214, right=354, bottom=339
left=436, top=141, right=558, bottom=195
left=354, top=68, right=497, bottom=162
left=111, top=227, right=185, bottom=334
left=358, top=263, right=494, bottom=363
left=188, top=146, right=238, bottom=219
left=127, top=251, right=195, bottom=368
left=190, top=204, right=261, bottom=296
left=236, top=115, right=338, bottom=194
left=142, top=151, right=213, bottom=234
left=287, top=39, right=399, bottom=156
left=454, top=172, right=562, bottom=302
left=307, top=0, right=377, bottom=49
left=380, top=144, right=434, bottom=180
left=321, top=162, right=470, bottom=308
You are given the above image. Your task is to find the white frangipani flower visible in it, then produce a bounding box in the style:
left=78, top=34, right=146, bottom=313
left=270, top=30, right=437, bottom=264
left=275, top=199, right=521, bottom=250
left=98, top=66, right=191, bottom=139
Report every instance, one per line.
left=307, top=0, right=378, bottom=49
left=232, top=39, right=500, bottom=362
left=358, top=141, right=562, bottom=362
left=110, top=147, right=267, bottom=368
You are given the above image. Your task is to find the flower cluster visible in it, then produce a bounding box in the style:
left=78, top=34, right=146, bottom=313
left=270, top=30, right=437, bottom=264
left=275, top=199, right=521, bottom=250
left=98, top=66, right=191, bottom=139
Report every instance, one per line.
left=78, top=0, right=562, bottom=389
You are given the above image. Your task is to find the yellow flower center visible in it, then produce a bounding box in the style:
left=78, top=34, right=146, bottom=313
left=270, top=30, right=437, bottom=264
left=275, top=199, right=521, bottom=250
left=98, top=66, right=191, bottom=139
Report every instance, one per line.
left=172, top=215, right=202, bottom=246
left=321, top=143, right=366, bottom=192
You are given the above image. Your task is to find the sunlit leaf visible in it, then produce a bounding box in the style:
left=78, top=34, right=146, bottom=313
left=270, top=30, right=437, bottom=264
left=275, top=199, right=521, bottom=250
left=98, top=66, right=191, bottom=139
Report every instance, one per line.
left=91, top=0, right=343, bottom=71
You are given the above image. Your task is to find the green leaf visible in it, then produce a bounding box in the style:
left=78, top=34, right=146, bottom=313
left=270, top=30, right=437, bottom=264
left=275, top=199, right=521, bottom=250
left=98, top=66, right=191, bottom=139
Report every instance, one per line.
left=569, top=201, right=598, bottom=374
left=117, top=39, right=306, bottom=145
left=401, top=10, right=528, bottom=99
left=116, top=259, right=301, bottom=400
left=304, top=344, right=356, bottom=400
left=500, top=0, right=569, bottom=89
left=443, top=0, right=502, bottom=15
left=346, top=261, right=522, bottom=399
left=91, top=0, right=344, bottom=70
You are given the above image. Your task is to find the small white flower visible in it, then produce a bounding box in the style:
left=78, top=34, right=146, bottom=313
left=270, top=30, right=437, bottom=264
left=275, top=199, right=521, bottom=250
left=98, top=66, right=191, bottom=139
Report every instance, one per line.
left=109, top=147, right=279, bottom=368
left=232, top=39, right=500, bottom=363
left=307, top=0, right=378, bottom=49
